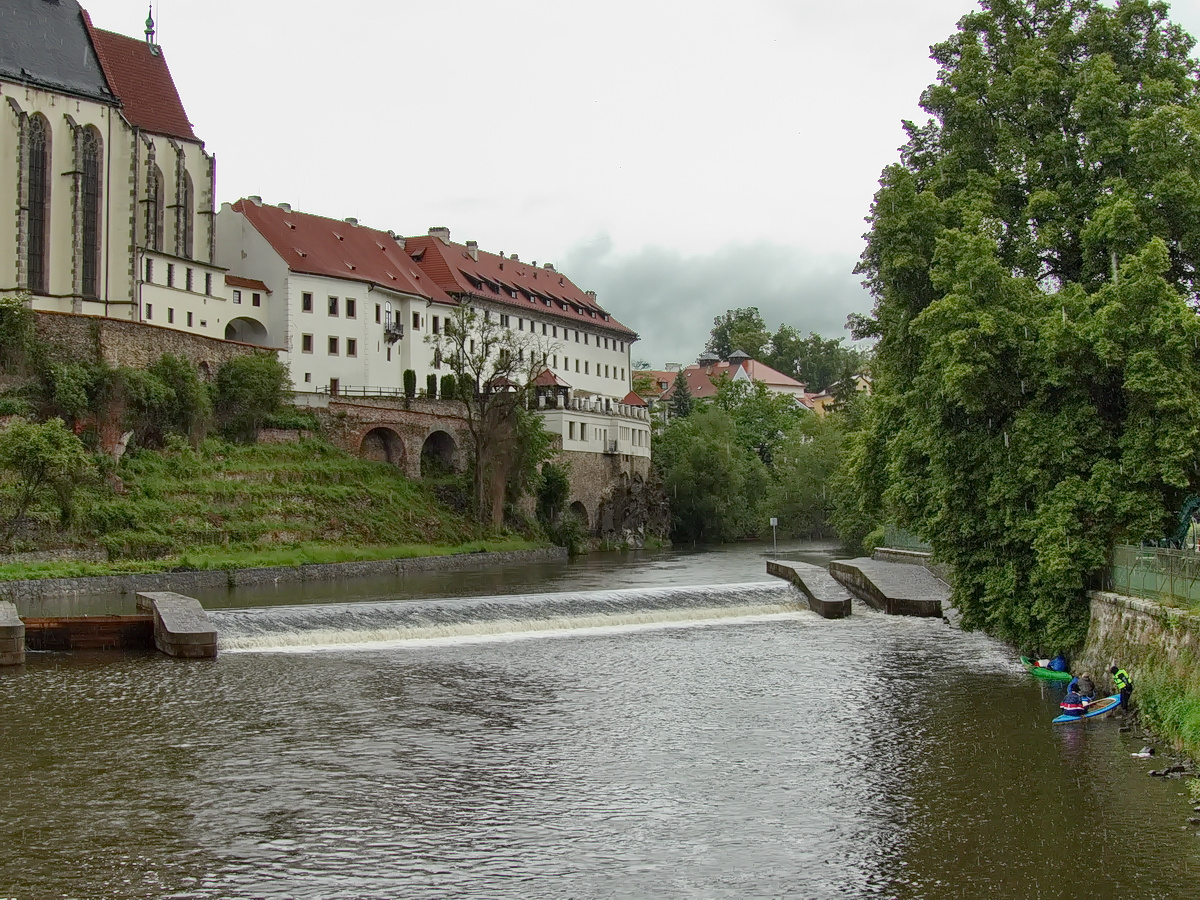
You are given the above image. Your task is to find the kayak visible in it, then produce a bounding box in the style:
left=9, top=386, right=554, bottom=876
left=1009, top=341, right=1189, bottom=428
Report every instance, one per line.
left=1021, top=655, right=1072, bottom=682
left=1053, top=694, right=1122, bottom=724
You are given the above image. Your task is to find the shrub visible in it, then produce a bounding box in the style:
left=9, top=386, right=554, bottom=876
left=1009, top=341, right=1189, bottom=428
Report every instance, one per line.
left=426, top=373, right=438, bottom=399
left=403, top=369, right=417, bottom=398
left=212, top=354, right=290, bottom=442
left=0, top=417, right=97, bottom=536
left=440, top=374, right=457, bottom=401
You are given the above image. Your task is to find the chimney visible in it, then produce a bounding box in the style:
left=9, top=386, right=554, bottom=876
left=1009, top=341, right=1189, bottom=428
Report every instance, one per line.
left=543, top=262, right=556, bottom=272
left=465, top=240, right=478, bottom=260
left=344, top=217, right=358, bottom=225
left=585, top=290, right=597, bottom=304
left=510, top=253, right=519, bottom=261
left=428, top=226, right=451, bottom=244
left=248, top=195, right=262, bottom=205
left=277, top=202, right=291, bottom=212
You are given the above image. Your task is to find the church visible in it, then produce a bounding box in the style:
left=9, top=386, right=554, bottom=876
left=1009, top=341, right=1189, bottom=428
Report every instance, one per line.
left=1, top=0, right=231, bottom=337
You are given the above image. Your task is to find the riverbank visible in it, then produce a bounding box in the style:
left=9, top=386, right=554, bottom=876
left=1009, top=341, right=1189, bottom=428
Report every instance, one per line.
left=0, top=545, right=567, bottom=613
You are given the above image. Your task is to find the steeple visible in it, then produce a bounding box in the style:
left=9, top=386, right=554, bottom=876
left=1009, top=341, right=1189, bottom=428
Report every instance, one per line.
left=144, top=6, right=159, bottom=55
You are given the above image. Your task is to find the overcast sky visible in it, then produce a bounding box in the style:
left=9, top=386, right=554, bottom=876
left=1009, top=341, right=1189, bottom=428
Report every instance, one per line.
left=85, top=0, right=1200, bottom=366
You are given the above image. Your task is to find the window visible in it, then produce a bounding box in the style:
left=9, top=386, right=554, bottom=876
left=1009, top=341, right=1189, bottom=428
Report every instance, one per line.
left=575, top=331, right=580, bottom=343
left=621, top=368, right=625, bottom=380
left=575, top=360, right=580, bottom=372
left=252, top=292, right=261, bottom=307
left=302, top=292, right=313, bottom=312
left=432, top=316, right=440, bottom=335
left=187, top=311, right=194, bottom=327
left=605, top=365, right=610, bottom=378
left=181, top=171, right=194, bottom=259
left=304, top=373, right=312, bottom=383
left=81, top=128, right=102, bottom=299
left=329, top=378, right=340, bottom=396
left=301, top=334, right=313, bottom=353
left=470, top=338, right=476, bottom=354
left=145, top=303, right=152, bottom=320
left=145, top=259, right=154, bottom=283
left=584, top=362, right=589, bottom=374
left=167, top=263, right=175, bottom=288
left=375, top=304, right=381, bottom=324
left=186, top=268, right=194, bottom=292
left=581, top=423, right=588, bottom=441
left=386, top=346, right=392, bottom=362
left=345, top=298, right=356, bottom=318
left=412, top=312, right=420, bottom=330
left=204, top=272, right=212, bottom=295
left=233, top=289, right=241, bottom=304
left=167, top=308, right=175, bottom=324
left=328, top=336, right=339, bottom=355
left=519, top=318, right=525, bottom=331
left=542, top=323, right=547, bottom=336
left=26, top=115, right=50, bottom=294
left=552, top=326, right=558, bottom=338
left=553, top=355, right=558, bottom=368
left=146, top=163, right=164, bottom=251
left=569, top=422, right=576, bottom=440
left=347, top=338, right=357, bottom=357
left=584, top=334, right=589, bottom=345
left=328, top=296, right=339, bottom=316
left=564, top=357, right=569, bottom=370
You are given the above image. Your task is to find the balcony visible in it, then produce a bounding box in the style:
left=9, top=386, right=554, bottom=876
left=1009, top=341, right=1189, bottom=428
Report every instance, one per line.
left=383, top=321, right=405, bottom=345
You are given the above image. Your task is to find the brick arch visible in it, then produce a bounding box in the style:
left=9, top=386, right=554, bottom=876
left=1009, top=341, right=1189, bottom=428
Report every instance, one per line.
left=360, top=426, right=406, bottom=467
left=421, top=429, right=459, bottom=477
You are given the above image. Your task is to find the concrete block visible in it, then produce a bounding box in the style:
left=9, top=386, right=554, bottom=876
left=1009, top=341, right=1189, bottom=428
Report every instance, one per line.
left=136, top=591, right=217, bottom=658
left=766, top=561, right=852, bottom=619
left=830, top=557, right=948, bottom=617
left=0, top=600, right=25, bottom=666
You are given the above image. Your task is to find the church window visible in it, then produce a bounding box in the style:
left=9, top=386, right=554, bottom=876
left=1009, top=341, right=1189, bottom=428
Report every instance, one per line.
left=181, top=171, right=194, bottom=259
left=145, top=259, right=154, bottom=283
left=81, top=128, right=102, bottom=299
left=167, top=263, right=175, bottom=287
left=205, top=273, right=212, bottom=295
left=26, top=115, right=50, bottom=294
left=146, top=164, right=164, bottom=251
left=186, top=268, right=194, bottom=292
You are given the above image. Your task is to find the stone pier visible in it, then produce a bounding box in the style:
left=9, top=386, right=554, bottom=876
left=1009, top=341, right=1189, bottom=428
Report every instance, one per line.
left=829, top=557, right=949, bottom=617
left=766, top=561, right=852, bottom=618
left=136, top=592, right=218, bottom=658
left=0, top=601, right=24, bottom=666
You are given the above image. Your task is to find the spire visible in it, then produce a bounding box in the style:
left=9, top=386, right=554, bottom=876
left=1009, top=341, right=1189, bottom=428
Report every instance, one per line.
left=144, top=5, right=159, bottom=55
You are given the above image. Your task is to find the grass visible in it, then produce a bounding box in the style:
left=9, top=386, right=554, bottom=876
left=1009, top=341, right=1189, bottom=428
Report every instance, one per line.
left=0, top=436, right=547, bottom=580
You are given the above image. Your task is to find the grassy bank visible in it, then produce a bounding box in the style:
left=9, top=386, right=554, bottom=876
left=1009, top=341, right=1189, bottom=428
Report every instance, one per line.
left=1126, top=651, right=1200, bottom=759
left=1, top=437, right=543, bottom=579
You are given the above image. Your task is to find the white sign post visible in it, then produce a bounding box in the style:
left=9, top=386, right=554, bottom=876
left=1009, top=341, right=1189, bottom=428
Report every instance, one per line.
left=770, top=517, right=778, bottom=558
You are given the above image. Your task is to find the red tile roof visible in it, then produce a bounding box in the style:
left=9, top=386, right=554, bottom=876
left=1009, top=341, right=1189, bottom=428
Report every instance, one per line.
left=621, top=390, right=648, bottom=407
left=533, top=368, right=572, bottom=388
left=716, top=359, right=805, bottom=390
left=405, top=233, right=637, bottom=339
left=225, top=274, right=271, bottom=292
left=232, top=200, right=450, bottom=302
left=660, top=368, right=720, bottom=401
left=86, top=22, right=197, bottom=141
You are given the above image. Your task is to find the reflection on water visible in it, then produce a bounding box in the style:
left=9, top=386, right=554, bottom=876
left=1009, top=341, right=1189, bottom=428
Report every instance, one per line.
left=1, top=542, right=1198, bottom=899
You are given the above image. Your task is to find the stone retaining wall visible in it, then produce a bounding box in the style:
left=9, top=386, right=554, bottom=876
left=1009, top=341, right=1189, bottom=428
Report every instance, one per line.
left=0, top=547, right=568, bottom=613
left=1079, top=590, right=1200, bottom=680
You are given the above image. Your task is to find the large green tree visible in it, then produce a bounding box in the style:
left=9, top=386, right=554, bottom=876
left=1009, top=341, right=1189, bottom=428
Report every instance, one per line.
left=705, top=307, right=770, bottom=360
left=762, top=325, right=868, bottom=391
left=848, top=0, right=1200, bottom=649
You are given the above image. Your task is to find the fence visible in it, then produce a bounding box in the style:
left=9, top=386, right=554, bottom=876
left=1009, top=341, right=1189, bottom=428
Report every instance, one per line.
left=881, top=525, right=932, bottom=553
left=1097, top=544, right=1200, bottom=611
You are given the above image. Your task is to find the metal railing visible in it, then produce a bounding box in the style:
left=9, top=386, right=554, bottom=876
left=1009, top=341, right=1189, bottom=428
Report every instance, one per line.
left=881, top=525, right=932, bottom=552
left=1096, top=544, right=1200, bottom=611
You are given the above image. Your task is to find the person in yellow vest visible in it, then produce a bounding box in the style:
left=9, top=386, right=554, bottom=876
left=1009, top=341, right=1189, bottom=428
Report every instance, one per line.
left=1111, top=665, right=1133, bottom=711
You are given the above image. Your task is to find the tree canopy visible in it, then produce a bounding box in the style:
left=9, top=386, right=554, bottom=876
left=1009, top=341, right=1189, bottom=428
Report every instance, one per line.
left=845, top=0, right=1200, bottom=649
left=705, top=307, right=770, bottom=361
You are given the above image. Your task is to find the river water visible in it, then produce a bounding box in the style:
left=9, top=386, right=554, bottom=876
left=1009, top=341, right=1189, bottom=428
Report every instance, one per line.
left=1, top=542, right=1198, bottom=899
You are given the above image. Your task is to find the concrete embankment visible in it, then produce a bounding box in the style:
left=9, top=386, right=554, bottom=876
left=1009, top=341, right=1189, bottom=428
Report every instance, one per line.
left=0, top=547, right=569, bottom=613
left=0, top=601, right=23, bottom=666
left=766, top=560, right=852, bottom=618
left=829, top=556, right=948, bottom=617
left=137, top=592, right=218, bottom=658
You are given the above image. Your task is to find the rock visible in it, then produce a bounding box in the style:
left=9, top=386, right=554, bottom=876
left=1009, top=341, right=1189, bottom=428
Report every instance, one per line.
left=1188, top=818, right=1200, bottom=827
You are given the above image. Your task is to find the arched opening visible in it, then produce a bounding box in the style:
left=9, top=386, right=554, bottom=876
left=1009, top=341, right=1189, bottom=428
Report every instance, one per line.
left=569, top=501, right=590, bottom=530
left=361, top=427, right=405, bottom=467
left=421, top=430, right=458, bottom=477
left=80, top=127, right=102, bottom=299
left=181, top=169, right=194, bottom=259
left=146, top=162, right=164, bottom=251
left=224, top=316, right=269, bottom=344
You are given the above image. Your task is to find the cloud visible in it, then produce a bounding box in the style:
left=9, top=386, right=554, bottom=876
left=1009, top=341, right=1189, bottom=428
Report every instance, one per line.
left=561, top=236, right=875, bottom=367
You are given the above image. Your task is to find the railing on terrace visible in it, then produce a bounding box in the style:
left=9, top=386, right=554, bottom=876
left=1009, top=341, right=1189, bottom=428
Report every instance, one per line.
left=1095, top=544, right=1200, bottom=611
left=881, top=525, right=932, bottom=553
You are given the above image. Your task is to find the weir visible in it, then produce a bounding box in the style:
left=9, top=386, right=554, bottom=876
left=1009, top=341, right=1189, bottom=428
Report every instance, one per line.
left=210, top=582, right=808, bottom=651
left=136, top=592, right=218, bottom=658
left=765, top=561, right=852, bottom=618
left=829, top=557, right=948, bottom=617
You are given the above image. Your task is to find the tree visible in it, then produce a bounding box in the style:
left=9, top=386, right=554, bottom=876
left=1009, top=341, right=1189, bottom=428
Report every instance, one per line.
left=0, top=417, right=96, bottom=538
left=431, top=302, right=551, bottom=526
left=212, top=354, right=291, bottom=442
left=711, top=377, right=807, bottom=466
left=762, top=327, right=868, bottom=393
left=847, top=0, right=1200, bottom=649
left=654, top=405, right=769, bottom=543
left=669, top=370, right=694, bottom=418
left=705, top=307, right=770, bottom=361
left=768, top=415, right=846, bottom=538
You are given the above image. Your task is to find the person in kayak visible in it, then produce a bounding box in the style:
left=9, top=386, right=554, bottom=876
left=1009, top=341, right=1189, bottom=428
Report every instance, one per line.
left=1048, top=653, right=1068, bottom=672
left=1060, top=686, right=1088, bottom=717
left=1076, top=673, right=1096, bottom=700
left=1111, top=666, right=1134, bottom=710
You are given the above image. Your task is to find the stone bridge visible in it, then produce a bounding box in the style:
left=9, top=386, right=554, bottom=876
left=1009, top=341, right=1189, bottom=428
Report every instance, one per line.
left=312, top=396, right=470, bottom=481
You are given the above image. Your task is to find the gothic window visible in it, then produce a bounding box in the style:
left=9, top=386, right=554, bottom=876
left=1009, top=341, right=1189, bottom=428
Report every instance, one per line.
left=26, top=115, right=51, bottom=294
left=181, top=170, right=194, bottom=259
left=146, top=164, right=164, bottom=251
left=81, top=128, right=102, bottom=300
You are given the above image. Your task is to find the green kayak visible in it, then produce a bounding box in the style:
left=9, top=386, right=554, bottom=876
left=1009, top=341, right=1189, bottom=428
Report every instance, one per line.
left=1021, top=656, right=1072, bottom=681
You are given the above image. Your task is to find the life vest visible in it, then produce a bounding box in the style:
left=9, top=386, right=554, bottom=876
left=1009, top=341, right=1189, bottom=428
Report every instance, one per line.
left=1113, top=668, right=1132, bottom=691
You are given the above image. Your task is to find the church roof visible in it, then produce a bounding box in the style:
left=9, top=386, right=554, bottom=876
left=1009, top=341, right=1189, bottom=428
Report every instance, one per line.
left=405, top=231, right=637, bottom=339
left=232, top=199, right=451, bottom=303
left=0, top=0, right=115, bottom=103
left=87, top=24, right=197, bottom=141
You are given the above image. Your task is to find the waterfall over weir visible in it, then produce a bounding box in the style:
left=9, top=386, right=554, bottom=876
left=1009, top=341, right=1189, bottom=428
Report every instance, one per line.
left=210, top=582, right=809, bottom=652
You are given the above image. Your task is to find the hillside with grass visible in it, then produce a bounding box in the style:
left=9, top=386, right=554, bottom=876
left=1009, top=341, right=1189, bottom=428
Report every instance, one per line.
left=0, top=436, right=537, bottom=580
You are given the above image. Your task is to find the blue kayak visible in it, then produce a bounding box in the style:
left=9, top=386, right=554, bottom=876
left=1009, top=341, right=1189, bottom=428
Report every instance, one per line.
left=1053, top=694, right=1121, bottom=724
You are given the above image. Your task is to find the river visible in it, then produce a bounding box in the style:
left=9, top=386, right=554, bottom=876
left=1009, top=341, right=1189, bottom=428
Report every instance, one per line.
left=1, top=542, right=1197, bottom=899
